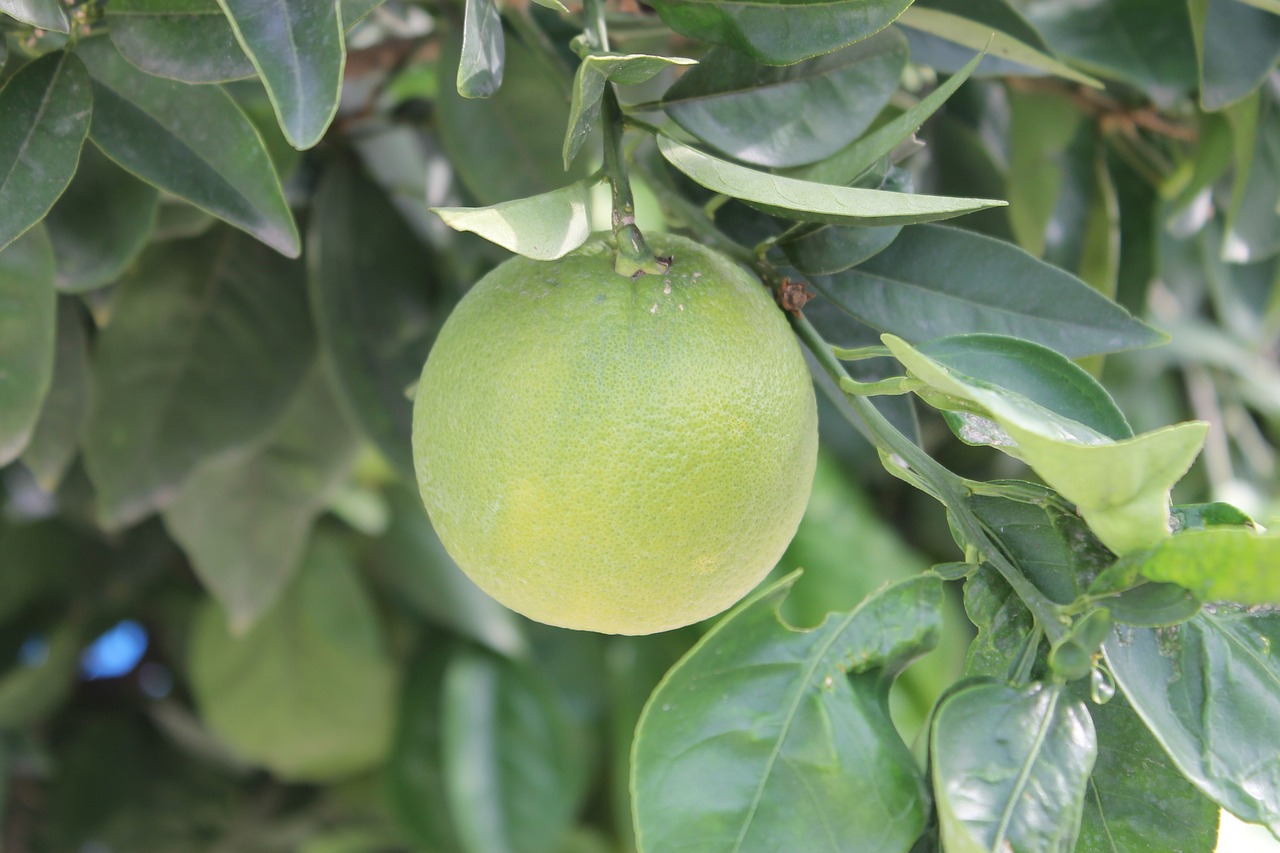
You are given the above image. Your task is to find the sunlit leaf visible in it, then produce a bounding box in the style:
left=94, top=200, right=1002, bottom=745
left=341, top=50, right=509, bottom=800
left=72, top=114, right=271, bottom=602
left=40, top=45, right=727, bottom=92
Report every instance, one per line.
left=433, top=180, right=596, bottom=260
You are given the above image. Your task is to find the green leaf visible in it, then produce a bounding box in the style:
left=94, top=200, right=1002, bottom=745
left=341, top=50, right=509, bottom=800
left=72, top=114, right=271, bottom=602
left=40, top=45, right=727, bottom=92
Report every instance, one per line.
left=0, top=52, right=92, bottom=253
left=188, top=534, right=396, bottom=780
left=107, top=0, right=255, bottom=84
left=1223, top=90, right=1280, bottom=262
left=1234, top=0, right=1280, bottom=12
left=1074, top=686, right=1220, bottom=853
left=564, top=50, right=695, bottom=169
left=646, top=0, right=913, bottom=66
left=884, top=334, right=1208, bottom=555
left=457, top=0, right=503, bottom=98
left=433, top=180, right=596, bottom=261
left=1049, top=609, right=1112, bottom=681
left=82, top=228, right=315, bottom=529
left=1121, top=528, right=1280, bottom=605
left=21, top=297, right=90, bottom=492
left=443, top=646, right=580, bottom=853
left=308, top=155, right=438, bottom=476
left=163, top=368, right=359, bottom=633
left=897, top=5, right=1101, bottom=87
left=1174, top=501, right=1257, bottom=529
left=786, top=47, right=984, bottom=186
left=437, top=24, right=583, bottom=206
left=1192, top=0, right=1280, bottom=111
left=75, top=36, right=300, bottom=257
left=932, top=681, right=1097, bottom=853
left=1005, top=88, right=1085, bottom=258
left=0, top=226, right=55, bottom=466
left=0, top=0, right=68, bottom=33
left=810, top=226, right=1163, bottom=358
left=633, top=573, right=941, bottom=853
left=662, top=30, right=906, bottom=169
left=778, top=220, right=901, bottom=275
left=963, top=566, right=1036, bottom=679
left=1105, top=608, right=1280, bottom=836
left=43, top=144, right=158, bottom=293
left=0, top=621, right=80, bottom=728
left=216, top=0, right=345, bottom=148
left=658, top=136, right=1005, bottom=226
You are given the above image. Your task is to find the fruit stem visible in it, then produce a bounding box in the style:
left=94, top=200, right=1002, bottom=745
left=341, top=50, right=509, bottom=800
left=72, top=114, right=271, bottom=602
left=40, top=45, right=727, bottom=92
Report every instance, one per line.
left=789, top=312, right=1070, bottom=645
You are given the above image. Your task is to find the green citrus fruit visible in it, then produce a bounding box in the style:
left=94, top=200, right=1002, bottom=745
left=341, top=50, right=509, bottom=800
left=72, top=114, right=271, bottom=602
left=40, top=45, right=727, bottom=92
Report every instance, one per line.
left=412, top=233, right=818, bottom=634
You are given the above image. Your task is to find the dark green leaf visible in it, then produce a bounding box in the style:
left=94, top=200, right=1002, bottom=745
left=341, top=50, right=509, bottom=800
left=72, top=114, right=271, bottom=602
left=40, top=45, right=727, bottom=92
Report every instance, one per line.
left=646, top=0, right=913, bottom=66
left=0, top=620, right=79, bottom=728
left=0, top=0, right=68, bottom=33
left=1105, top=608, right=1280, bottom=835
left=1223, top=89, right=1280, bottom=263
left=82, top=228, right=315, bottom=529
left=659, top=136, right=1006, bottom=226
left=810, top=226, right=1163, bottom=358
left=43, top=143, right=158, bottom=292
left=188, top=534, right=396, bottom=780
left=216, top=0, right=345, bottom=148
left=443, top=647, right=580, bottom=853
left=1174, top=501, right=1257, bottom=530
left=778, top=220, right=900, bottom=275
left=0, top=225, right=55, bottom=466
left=1049, top=608, right=1112, bottom=681
left=107, top=0, right=255, bottom=84
left=433, top=180, right=596, bottom=260
left=163, top=367, right=359, bottom=633
left=662, top=31, right=906, bottom=169
left=932, top=681, right=1097, bottom=853
left=1104, top=583, right=1202, bottom=628
left=963, top=565, right=1036, bottom=680
left=1192, top=0, right=1280, bottom=110
left=1074, top=686, right=1220, bottom=853
left=633, top=574, right=941, bottom=853
left=21, top=297, right=90, bottom=492
left=308, top=154, right=438, bottom=476
left=76, top=36, right=300, bottom=257
left=437, top=25, right=583, bottom=206
left=457, top=0, right=503, bottom=98
left=1125, top=528, right=1280, bottom=605
left=0, top=51, right=91, bottom=252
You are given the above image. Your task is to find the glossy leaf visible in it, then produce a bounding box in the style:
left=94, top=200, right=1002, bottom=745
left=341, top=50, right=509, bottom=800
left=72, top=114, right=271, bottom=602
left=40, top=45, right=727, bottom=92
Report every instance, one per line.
left=897, top=4, right=1101, bottom=87
left=443, top=647, right=579, bottom=853
left=564, top=50, right=695, bottom=168
left=1105, top=609, right=1280, bottom=836
left=633, top=573, right=941, bottom=853
left=932, top=681, right=1097, bottom=853
left=189, top=534, right=396, bottom=780
left=436, top=26, right=584, bottom=205
left=646, top=0, right=913, bottom=66
left=0, top=226, right=55, bottom=467
left=1121, top=528, right=1280, bottom=605
left=662, top=30, right=906, bottom=169
left=20, top=298, right=90, bottom=492
left=163, top=368, right=359, bottom=633
left=308, top=155, right=437, bottom=476
left=82, top=228, right=315, bottom=529
left=76, top=37, right=300, bottom=257
left=433, top=180, right=595, bottom=261
left=457, top=0, right=503, bottom=98
left=0, top=52, right=91, bottom=253
left=1192, top=0, right=1280, bottom=110
left=1075, top=687, right=1220, bottom=853
left=962, top=566, right=1035, bottom=680
left=43, top=144, right=158, bottom=292
left=810, top=226, right=1162, bottom=358
left=884, top=334, right=1208, bottom=555
left=0, top=0, right=68, bottom=31
left=658, top=136, right=1005, bottom=226
left=108, top=0, right=255, bottom=84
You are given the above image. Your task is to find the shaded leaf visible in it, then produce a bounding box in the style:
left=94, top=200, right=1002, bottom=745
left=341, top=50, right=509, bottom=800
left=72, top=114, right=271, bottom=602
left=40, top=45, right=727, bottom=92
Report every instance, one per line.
left=76, top=36, right=300, bottom=257
left=1192, top=0, right=1280, bottom=110
left=457, top=0, right=503, bottom=98
left=188, top=534, right=396, bottom=780
left=810, top=226, right=1162, bottom=358
left=0, top=621, right=80, bottom=729
left=443, top=647, right=580, bottom=853
left=633, top=573, right=941, bottom=853
left=658, top=135, right=1005, bottom=226
left=163, top=368, right=359, bottom=633
left=0, top=51, right=91, bottom=253
left=1105, top=609, right=1280, bottom=836
left=21, top=297, right=90, bottom=492
left=662, top=31, right=906, bottom=169
left=646, top=0, right=913, bottom=66
left=433, top=180, right=595, bottom=260
left=1223, top=89, right=1280, bottom=262
left=108, top=0, right=256, bottom=84
left=932, top=681, right=1097, bottom=853
left=0, top=0, right=68, bottom=31
left=963, top=565, right=1035, bottom=679
left=43, top=143, right=158, bottom=293
left=0, top=226, right=56, bottom=466
left=82, top=228, right=315, bottom=529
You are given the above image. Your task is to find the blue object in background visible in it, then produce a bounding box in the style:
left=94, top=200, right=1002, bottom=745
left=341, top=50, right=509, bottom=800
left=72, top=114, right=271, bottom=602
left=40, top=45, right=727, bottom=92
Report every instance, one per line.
left=80, top=620, right=148, bottom=680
